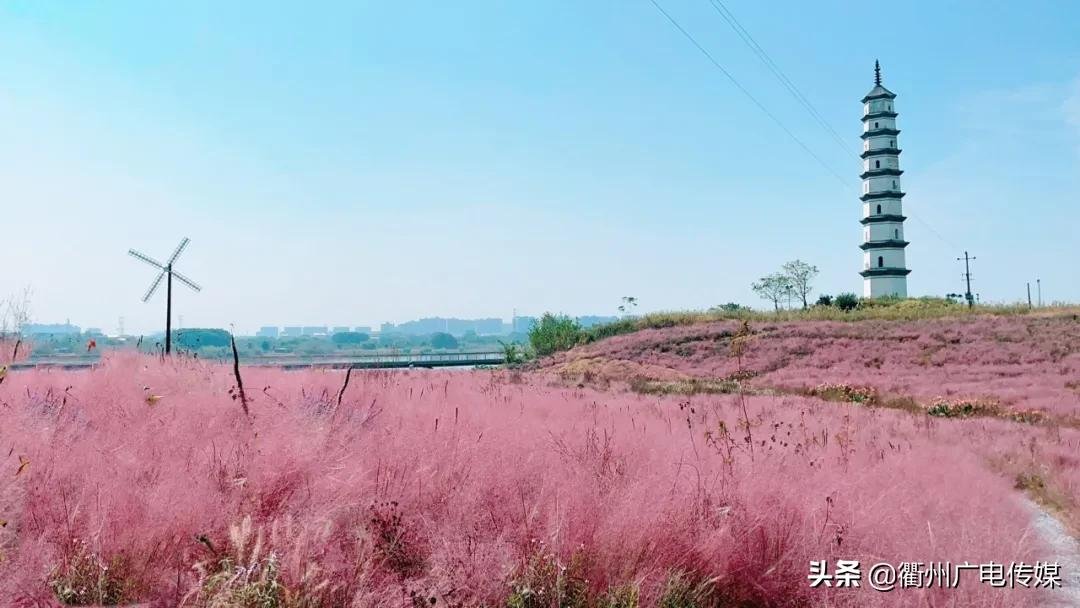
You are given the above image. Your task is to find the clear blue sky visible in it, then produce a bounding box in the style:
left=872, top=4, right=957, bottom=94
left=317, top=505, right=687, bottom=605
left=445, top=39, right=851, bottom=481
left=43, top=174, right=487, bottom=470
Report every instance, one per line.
left=2, top=1, right=1078, bottom=334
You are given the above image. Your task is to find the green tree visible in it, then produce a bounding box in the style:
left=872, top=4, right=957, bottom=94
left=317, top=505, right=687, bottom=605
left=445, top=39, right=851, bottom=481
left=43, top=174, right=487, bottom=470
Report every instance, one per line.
left=709, top=302, right=748, bottom=313
left=174, top=328, right=231, bottom=350
left=834, top=292, right=859, bottom=311
left=751, top=273, right=794, bottom=312
left=498, top=340, right=528, bottom=366
left=528, top=313, right=583, bottom=357
left=430, top=332, right=459, bottom=349
left=781, top=259, right=820, bottom=309
left=332, top=331, right=370, bottom=345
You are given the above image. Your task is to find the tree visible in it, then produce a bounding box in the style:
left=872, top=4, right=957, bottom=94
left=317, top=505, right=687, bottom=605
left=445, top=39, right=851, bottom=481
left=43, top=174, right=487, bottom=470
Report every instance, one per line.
left=174, top=328, right=231, bottom=350
left=815, top=294, right=833, bottom=307
left=498, top=340, right=528, bottom=366
left=834, top=293, right=859, bottom=311
left=528, top=313, right=583, bottom=357
left=1, top=286, right=32, bottom=337
left=710, top=302, right=749, bottom=313
left=751, top=273, right=794, bottom=312
left=430, top=332, right=459, bottom=349
left=617, top=296, right=638, bottom=315
left=332, top=331, right=370, bottom=345
left=781, top=260, right=820, bottom=309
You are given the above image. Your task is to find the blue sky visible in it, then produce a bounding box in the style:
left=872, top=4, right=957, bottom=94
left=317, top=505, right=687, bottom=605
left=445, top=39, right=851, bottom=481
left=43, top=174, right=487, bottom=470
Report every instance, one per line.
left=2, top=1, right=1078, bottom=334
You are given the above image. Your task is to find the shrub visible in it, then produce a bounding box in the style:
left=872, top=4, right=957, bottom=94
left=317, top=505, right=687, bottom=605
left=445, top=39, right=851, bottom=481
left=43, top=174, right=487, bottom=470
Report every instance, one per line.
left=600, top=583, right=639, bottom=608
left=814, top=294, right=833, bottom=307
left=657, top=571, right=712, bottom=608
left=498, top=340, right=528, bottom=366
left=926, top=398, right=1001, bottom=419
left=809, top=383, right=878, bottom=404
left=430, top=332, right=459, bottom=350
left=708, top=303, right=749, bottom=313
left=833, top=293, right=859, bottom=311
left=49, top=541, right=143, bottom=606
left=506, top=547, right=587, bottom=608
left=528, top=313, right=584, bottom=356
left=582, top=317, right=639, bottom=343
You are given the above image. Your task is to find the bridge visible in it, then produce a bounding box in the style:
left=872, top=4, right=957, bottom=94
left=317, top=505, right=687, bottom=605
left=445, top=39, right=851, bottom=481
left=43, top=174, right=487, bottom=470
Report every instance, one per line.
left=261, top=351, right=507, bottom=370
left=8, top=350, right=508, bottom=371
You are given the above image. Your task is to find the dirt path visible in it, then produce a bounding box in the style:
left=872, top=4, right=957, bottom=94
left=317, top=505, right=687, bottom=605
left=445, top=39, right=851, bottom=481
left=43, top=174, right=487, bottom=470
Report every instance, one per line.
left=1026, top=497, right=1080, bottom=607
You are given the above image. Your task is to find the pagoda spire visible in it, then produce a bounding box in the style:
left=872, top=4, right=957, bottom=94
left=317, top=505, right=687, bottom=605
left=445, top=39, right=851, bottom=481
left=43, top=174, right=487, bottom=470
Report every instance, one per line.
left=874, top=60, right=881, bottom=86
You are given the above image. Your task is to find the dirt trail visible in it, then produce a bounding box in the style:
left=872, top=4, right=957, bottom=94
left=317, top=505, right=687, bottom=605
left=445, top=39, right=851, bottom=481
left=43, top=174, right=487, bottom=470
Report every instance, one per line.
left=1026, top=498, right=1080, bottom=607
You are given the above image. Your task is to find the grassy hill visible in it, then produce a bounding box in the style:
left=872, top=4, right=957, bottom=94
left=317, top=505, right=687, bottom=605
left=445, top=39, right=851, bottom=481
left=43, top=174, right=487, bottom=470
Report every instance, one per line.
left=540, top=307, right=1080, bottom=419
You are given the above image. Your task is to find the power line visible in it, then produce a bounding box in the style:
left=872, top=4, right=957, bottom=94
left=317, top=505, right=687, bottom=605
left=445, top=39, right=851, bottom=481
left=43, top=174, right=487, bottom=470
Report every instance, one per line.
left=689, top=0, right=960, bottom=254
left=647, top=0, right=849, bottom=187
left=705, top=0, right=855, bottom=158
left=649, top=0, right=960, bottom=256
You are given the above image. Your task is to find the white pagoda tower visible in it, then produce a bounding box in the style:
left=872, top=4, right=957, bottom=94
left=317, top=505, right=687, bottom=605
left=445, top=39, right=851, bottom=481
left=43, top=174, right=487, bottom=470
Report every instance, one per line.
left=859, top=60, right=910, bottom=298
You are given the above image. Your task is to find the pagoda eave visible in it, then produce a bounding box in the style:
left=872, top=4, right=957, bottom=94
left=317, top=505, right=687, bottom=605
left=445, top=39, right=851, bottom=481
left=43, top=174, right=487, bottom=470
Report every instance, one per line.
left=860, top=191, right=906, bottom=202
left=859, top=168, right=904, bottom=179
left=861, top=128, right=900, bottom=139
left=860, top=214, right=907, bottom=225
left=860, top=240, right=909, bottom=251
left=860, top=267, right=911, bottom=278
left=860, top=148, right=902, bottom=159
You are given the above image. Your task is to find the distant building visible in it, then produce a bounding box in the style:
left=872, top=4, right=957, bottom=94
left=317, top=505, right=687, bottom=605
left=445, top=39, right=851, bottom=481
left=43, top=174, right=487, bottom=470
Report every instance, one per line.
left=354, top=326, right=372, bottom=334
left=256, top=326, right=279, bottom=338
left=84, top=328, right=105, bottom=337
left=282, top=326, right=303, bottom=337
left=512, top=316, right=538, bottom=334
left=391, top=317, right=505, bottom=337
left=332, top=326, right=351, bottom=334
left=302, top=326, right=329, bottom=336
left=23, top=323, right=81, bottom=336
left=380, top=322, right=396, bottom=334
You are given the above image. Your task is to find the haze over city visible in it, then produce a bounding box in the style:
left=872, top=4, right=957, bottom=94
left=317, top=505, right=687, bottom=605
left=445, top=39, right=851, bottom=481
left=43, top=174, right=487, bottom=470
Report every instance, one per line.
left=3, top=1, right=1078, bottom=335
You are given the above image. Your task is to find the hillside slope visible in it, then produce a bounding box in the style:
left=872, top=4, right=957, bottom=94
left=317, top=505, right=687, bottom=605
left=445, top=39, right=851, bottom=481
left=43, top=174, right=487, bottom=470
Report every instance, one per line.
left=544, top=312, right=1080, bottom=417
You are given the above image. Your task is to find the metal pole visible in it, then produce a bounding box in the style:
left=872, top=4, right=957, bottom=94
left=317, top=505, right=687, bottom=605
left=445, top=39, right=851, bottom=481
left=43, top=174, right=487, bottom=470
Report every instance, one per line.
left=962, top=252, right=974, bottom=308
left=165, top=265, right=173, bottom=354
left=1027, top=283, right=1032, bottom=308
left=1037, top=279, right=1042, bottom=307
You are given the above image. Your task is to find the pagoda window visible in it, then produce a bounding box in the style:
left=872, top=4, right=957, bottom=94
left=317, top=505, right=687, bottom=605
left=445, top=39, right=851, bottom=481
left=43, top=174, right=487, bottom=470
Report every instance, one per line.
left=894, top=228, right=899, bottom=239
left=875, top=121, right=880, bottom=128
left=878, top=256, right=884, bottom=268
left=876, top=204, right=882, bottom=214
left=875, top=160, right=881, bottom=168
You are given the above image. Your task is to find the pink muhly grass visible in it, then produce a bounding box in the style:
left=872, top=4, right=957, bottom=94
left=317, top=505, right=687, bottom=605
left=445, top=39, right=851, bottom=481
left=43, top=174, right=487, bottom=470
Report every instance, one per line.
left=556, top=313, right=1080, bottom=417
left=0, top=351, right=1062, bottom=606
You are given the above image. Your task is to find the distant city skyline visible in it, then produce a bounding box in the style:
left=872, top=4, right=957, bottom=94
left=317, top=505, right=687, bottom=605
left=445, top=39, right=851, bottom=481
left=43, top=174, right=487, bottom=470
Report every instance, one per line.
left=3, top=2, right=1078, bottom=335
left=20, top=313, right=629, bottom=339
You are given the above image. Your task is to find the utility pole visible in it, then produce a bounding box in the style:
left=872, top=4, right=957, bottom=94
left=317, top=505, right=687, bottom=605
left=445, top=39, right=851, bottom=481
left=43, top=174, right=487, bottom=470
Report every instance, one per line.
left=164, top=262, right=172, bottom=354
left=1027, top=283, right=1032, bottom=308
left=957, top=251, right=976, bottom=308
left=1037, top=279, right=1042, bottom=307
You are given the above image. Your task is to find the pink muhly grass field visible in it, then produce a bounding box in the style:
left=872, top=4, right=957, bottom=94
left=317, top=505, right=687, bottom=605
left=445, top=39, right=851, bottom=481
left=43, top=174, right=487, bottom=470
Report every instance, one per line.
left=556, top=313, right=1080, bottom=417
left=0, top=352, right=1063, bottom=606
